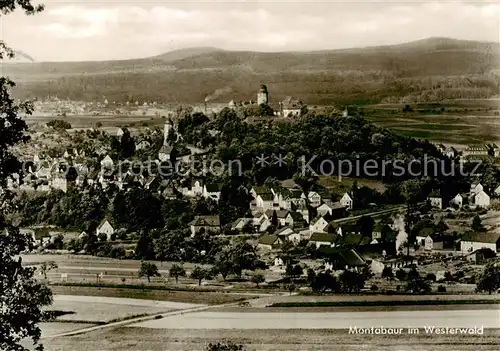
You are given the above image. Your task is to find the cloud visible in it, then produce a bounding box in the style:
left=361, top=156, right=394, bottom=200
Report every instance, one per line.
left=1, top=1, right=498, bottom=62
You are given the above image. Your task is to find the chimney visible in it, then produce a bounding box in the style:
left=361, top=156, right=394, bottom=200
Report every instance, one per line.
left=204, top=101, right=207, bottom=114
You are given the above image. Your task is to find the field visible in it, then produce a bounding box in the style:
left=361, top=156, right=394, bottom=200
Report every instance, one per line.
left=48, top=295, right=202, bottom=324
left=39, top=327, right=500, bottom=351
left=49, top=286, right=249, bottom=306
left=363, top=99, right=500, bottom=146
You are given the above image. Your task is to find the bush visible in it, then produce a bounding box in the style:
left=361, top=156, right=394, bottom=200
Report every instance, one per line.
left=437, top=285, right=447, bottom=293
left=370, top=285, right=379, bottom=291
left=47, top=119, right=72, bottom=130
left=426, top=273, right=436, bottom=282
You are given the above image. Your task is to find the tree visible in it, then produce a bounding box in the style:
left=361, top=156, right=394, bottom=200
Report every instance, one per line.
left=38, top=261, right=58, bottom=280
left=476, top=258, right=500, bottom=294
left=190, top=266, right=211, bottom=286
left=285, top=283, right=296, bottom=295
left=1, top=225, right=53, bottom=351
left=395, top=268, right=407, bottom=281
left=138, top=261, right=161, bottom=283
left=472, top=215, right=485, bottom=232
left=205, top=341, right=244, bottom=351
left=251, top=272, right=265, bottom=287
left=169, top=263, right=186, bottom=284
left=306, top=268, right=316, bottom=283
left=339, top=270, right=366, bottom=293
left=381, top=266, right=393, bottom=280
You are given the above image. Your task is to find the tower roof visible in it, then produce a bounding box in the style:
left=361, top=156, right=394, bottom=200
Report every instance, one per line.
left=259, top=84, right=268, bottom=93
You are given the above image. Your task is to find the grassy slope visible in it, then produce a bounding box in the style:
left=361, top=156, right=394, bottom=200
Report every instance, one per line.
left=3, top=38, right=499, bottom=105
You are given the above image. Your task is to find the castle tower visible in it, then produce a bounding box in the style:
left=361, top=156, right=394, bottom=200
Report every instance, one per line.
left=164, top=120, right=173, bottom=145
left=257, top=84, right=268, bottom=105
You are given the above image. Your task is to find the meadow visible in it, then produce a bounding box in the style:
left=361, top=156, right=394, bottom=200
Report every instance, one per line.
left=40, top=327, right=500, bottom=351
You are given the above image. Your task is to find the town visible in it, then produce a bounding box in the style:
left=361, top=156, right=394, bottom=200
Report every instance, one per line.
left=2, top=84, right=499, bottom=301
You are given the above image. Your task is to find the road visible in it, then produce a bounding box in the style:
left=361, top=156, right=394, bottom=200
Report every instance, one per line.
left=130, top=308, right=500, bottom=330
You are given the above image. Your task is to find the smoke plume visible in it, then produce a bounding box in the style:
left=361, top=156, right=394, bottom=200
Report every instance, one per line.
left=393, top=214, right=407, bottom=251
left=205, top=87, right=233, bottom=102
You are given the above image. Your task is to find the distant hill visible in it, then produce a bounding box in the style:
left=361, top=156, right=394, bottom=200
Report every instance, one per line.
left=2, top=38, right=499, bottom=105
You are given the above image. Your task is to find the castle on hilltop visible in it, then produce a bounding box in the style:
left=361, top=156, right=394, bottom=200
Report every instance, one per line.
left=227, top=84, right=306, bottom=117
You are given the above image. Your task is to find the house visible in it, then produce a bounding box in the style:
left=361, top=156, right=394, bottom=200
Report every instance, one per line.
left=190, top=180, right=204, bottom=197
left=231, top=218, right=255, bottom=232
left=136, top=140, right=151, bottom=151
left=100, top=155, right=114, bottom=169
left=427, top=190, right=443, bottom=209
left=63, top=148, right=78, bottom=159
left=309, top=216, right=329, bottom=234
left=322, top=199, right=347, bottom=219
left=449, top=193, right=463, bottom=209
left=96, top=220, right=115, bottom=241
left=487, top=143, right=500, bottom=157
left=265, top=209, right=291, bottom=227
left=460, top=231, right=500, bottom=253
left=203, top=184, right=222, bottom=202
left=473, top=190, right=490, bottom=208
left=50, top=177, right=68, bottom=193
left=462, top=145, right=489, bottom=158
left=280, top=96, right=304, bottom=117
left=257, top=235, right=282, bottom=251
left=466, top=248, right=497, bottom=264
left=306, top=191, right=322, bottom=208
left=255, top=193, right=275, bottom=212
left=116, top=128, right=125, bottom=137
left=189, top=215, right=221, bottom=237
left=289, top=211, right=306, bottom=228
left=340, top=192, right=353, bottom=210
left=322, top=248, right=367, bottom=271
left=341, top=224, right=361, bottom=236
left=274, top=227, right=301, bottom=244
left=435, top=143, right=456, bottom=158
left=423, top=235, right=456, bottom=251
left=470, top=181, right=484, bottom=195
left=372, top=223, right=393, bottom=240
left=309, top=232, right=339, bottom=249
left=495, top=185, right=500, bottom=197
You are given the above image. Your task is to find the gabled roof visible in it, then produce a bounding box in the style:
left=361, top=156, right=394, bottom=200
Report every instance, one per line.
left=310, top=232, right=339, bottom=243
left=259, top=193, right=274, bottom=201
left=428, top=190, right=441, bottom=198
left=461, top=231, right=500, bottom=244
left=289, top=212, right=305, bottom=221
left=281, top=96, right=303, bottom=108
left=98, top=219, right=114, bottom=229
left=259, top=234, right=280, bottom=246
left=252, top=186, right=272, bottom=196
left=205, top=183, right=222, bottom=193
left=189, top=215, right=221, bottom=227
left=274, top=226, right=294, bottom=236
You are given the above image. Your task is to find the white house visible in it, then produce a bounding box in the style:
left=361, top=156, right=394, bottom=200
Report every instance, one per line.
left=116, top=128, right=125, bottom=137
left=203, top=184, right=222, bottom=202
left=309, top=232, right=339, bottom=249
left=460, top=232, right=500, bottom=253
left=96, top=220, right=115, bottom=241
left=50, top=177, right=68, bottom=193
left=340, top=192, right=353, bottom=210
left=309, top=216, right=329, bottom=234
left=100, top=155, right=114, bottom=169
left=427, top=190, right=442, bottom=209
left=190, top=180, right=204, bottom=197
left=473, top=190, right=490, bottom=208
left=470, top=182, right=483, bottom=195
left=257, top=235, right=282, bottom=251
left=495, top=185, right=500, bottom=197
left=255, top=193, right=275, bottom=212
left=308, top=192, right=322, bottom=208
left=449, top=194, right=463, bottom=209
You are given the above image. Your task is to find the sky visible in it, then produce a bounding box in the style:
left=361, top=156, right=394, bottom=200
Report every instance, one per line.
left=0, top=0, right=499, bottom=62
